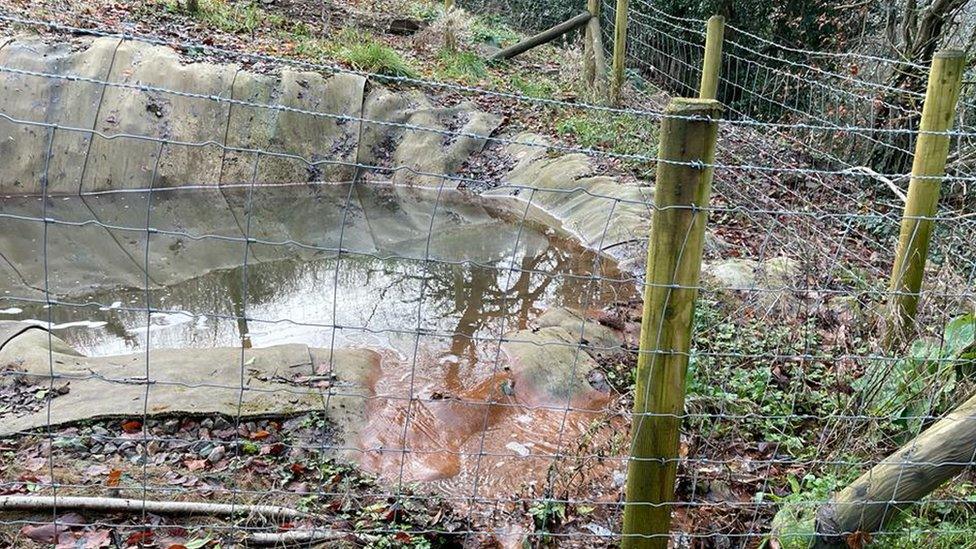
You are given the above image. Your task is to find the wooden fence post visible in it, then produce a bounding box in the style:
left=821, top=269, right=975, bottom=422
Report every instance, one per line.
left=489, top=12, right=591, bottom=61
left=444, top=0, right=456, bottom=51
left=610, top=0, right=629, bottom=104
left=699, top=15, right=725, bottom=100
left=622, top=98, right=722, bottom=548
left=887, top=50, right=965, bottom=345
left=812, top=390, right=976, bottom=547
left=583, top=0, right=607, bottom=95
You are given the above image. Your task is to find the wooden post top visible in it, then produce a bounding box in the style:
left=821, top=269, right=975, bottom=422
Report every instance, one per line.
left=665, top=98, right=723, bottom=116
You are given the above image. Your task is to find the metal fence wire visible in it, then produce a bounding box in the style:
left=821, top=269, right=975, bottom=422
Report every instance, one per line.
left=0, top=2, right=974, bottom=548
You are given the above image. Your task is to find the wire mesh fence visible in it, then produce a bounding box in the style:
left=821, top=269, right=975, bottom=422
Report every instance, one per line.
left=0, top=1, right=973, bottom=548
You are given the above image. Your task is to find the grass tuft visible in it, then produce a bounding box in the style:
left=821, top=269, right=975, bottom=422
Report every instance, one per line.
left=556, top=111, right=659, bottom=176
left=164, top=0, right=284, bottom=34
left=332, top=28, right=417, bottom=78
left=437, top=49, right=488, bottom=82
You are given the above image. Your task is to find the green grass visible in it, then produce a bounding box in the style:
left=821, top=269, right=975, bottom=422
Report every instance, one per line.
left=437, top=49, right=488, bottom=82
left=509, top=73, right=558, bottom=99
left=331, top=28, right=417, bottom=77
left=555, top=112, right=658, bottom=157
left=555, top=111, right=659, bottom=177
left=163, top=0, right=441, bottom=78
left=470, top=15, right=520, bottom=47
left=163, top=0, right=287, bottom=34
left=768, top=474, right=976, bottom=549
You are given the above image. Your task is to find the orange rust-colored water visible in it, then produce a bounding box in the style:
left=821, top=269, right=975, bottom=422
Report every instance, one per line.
left=357, top=344, right=624, bottom=503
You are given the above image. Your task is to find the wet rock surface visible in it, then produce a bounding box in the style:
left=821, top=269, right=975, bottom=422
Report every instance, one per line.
left=0, top=36, right=652, bottom=253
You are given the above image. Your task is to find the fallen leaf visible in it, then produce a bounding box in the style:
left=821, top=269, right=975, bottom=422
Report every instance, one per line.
left=846, top=531, right=873, bottom=549
left=126, top=530, right=154, bottom=545
left=184, top=459, right=207, bottom=472
left=21, top=523, right=60, bottom=543
left=120, top=420, right=142, bottom=434
left=84, top=465, right=109, bottom=477
left=106, top=469, right=122, bottom=488
left=24, top=457, right=48, bottom=472
left=250, top=430, right=271, bottom=440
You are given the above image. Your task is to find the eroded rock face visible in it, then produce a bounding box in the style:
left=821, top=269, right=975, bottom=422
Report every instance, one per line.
left=0, top=323, right=377, bottom=455
left=0, top=36, right=501, bottom=193
left=0, top=36, right=654, bottom=253
left=488, top=132, right=654, bottom=250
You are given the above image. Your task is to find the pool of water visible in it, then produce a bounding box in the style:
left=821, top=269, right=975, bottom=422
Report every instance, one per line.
left=0, top=184, right=634, bottom=494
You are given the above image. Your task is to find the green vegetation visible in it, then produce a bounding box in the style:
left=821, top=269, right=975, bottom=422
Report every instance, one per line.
left=406, top=0, right=442, bottom=23
left=470, top=15, right=520, bottom=47
left=555, top=112, right=659, bottom=158
left=858, top=313, right=976, bottom=435
left=686, top=299, right=838, bottom=457
left=162, top=0, right=286, bottom=34
left=332, top=28, right=417, bottom=77
left=528, top=498, right=566, bottom=541
left=768, top=474, right=976, bottom=549
left=556, top=111, right=658, bottom=178
left=508, top=73, right=559, bottom=99
left=437, top=49, right=488, bottom=82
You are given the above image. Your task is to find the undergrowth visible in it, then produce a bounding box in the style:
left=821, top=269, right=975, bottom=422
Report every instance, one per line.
left=331, top=28, right=417, bottom=77
left=556, top=112, right=659, bottom=176
left=437, top=49, right=487, bottom=82
left=162, top=0, right=286, bottom=34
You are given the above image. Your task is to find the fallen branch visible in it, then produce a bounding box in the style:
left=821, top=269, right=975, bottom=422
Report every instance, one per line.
left=0, top=495, right=308, bottom=521
left=842, top=165, right=907, bottom=202
left=490, top=12, right=591, bottom=61
left=247, top=529, right=346, bottom=545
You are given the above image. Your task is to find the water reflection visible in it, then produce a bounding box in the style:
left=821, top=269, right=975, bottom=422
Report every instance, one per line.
left=0, top=185, right=633, bottom=495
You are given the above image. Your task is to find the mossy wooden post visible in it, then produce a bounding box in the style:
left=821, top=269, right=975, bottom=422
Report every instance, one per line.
left=698, top=15, right=725, bottom=100
left=813, top=390, right=976, bottom=547
left=610, top=0, right=629, bottom=104
left=622, top=98, right=722, bottom=549
left=887, top=50, right=965, bottom=346
left=489, top=12, right=591, bottom=61
left=444, top=0, right=457, bottom=52
left=583, top=0, right=607, bottom=93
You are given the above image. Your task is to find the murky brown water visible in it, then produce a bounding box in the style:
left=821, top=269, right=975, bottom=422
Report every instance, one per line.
left=0, top=186, right=634, bottom=498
